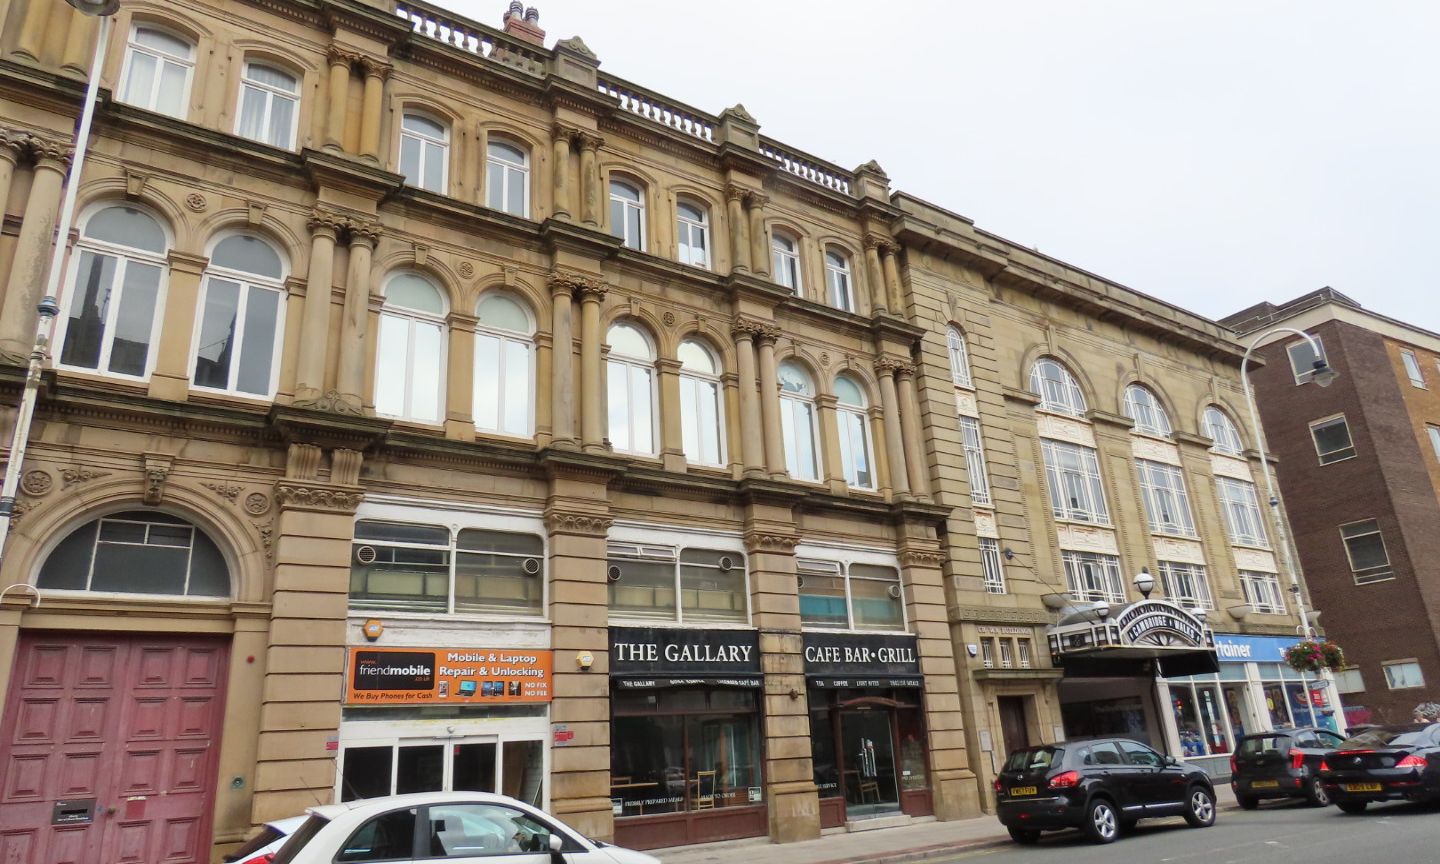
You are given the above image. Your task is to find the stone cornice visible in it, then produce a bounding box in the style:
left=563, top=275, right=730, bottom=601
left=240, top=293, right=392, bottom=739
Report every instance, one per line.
left=1173, top=431, right=1216, bottom=450
left=949, top=605, right=1056, bottom=625
left=274, top=481, right=364, bottom=513
left=302, top=148, right=403, bottom=202
left=724, top=272, right=795, bottom=308
left=1002, top=386, right=1043, bottom=407
left=539, top=217, right=623, bottom=259
left=268, top=405, right=392, bottom=451
left=1086, top=409, right=1135, bottom=430
left=870, top=313, right=926, bottom=346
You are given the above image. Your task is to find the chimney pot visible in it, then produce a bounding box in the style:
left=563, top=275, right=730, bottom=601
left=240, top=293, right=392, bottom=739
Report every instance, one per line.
left=525, top=6, right=539, bottom=23
left=507, top=0, right=523, bottom=17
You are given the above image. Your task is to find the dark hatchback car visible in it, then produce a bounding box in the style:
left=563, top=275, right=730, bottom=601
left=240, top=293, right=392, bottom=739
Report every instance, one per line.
left=1231, top=727, right=1346, bottom=809
left=1320, top=722, right=1440, bottom=813
left=994, top=738, right=1217, bottom=844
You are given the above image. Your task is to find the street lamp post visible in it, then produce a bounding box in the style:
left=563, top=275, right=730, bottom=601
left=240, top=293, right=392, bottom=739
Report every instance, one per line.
left=1240, top=326, right=1338, bottom=728
left=0, top=0, right=120, bottom=567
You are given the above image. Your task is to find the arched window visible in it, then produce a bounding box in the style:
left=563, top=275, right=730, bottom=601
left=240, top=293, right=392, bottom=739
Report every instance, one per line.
left=57, top=205, right=169, bottom=379
left=678, top=339, right=724, bottom=466
left=473, top=292, right=534, bottom=437
left=376, top=272, right=447, bottom=423
left=824, top=249, right=853, bottom=312
left=120, top=25, right=194, bottom=118
left=834, top=374, right=874, bottom=489
left=606, top=322, right=657, bottom=455
left=779, top=360, right=820, bottom=481
left=399, top=112, right=449, bottom=193
left=947, top=327, right=973, bottom=388
left=235, top=61, right=299, bottom=149
left=1204, top=405, right=1244, bottom=455
left=609, top=179, right=645, bottom=251
left=772, top=232, right=801, bottom=294
left=1123, top=384, right=1173, bottom=437
left=486, top=138, right=529, bottom=216
left=675, top=200, right=710, bottom=269
left=37, top=510, right=228, bottom=597
left=193, top=233, right=286, bottom=397
left=1029, top=357, right=1087, bottom=417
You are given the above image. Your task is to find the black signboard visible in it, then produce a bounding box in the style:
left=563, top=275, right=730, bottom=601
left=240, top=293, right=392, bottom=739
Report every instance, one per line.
left=610, top=627, right=761, bottom=688
left=802, top=632, right=923, bottom=688
left=351, top=650, right=435, bottom=691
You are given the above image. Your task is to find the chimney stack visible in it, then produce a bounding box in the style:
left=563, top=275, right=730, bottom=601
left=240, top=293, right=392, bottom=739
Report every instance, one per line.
left=503, top=2, right=546, bottom=46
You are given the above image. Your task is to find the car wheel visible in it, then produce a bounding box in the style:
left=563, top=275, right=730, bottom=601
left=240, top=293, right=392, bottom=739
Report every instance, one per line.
left=1184, top=785, right=1217, bottom=827
left=1337, top=800, right=1368, bottom=815
left=1304, top=777, right=1331, bottom=807
left=1083, top=798, right=1120, bottom=844
left=1007, top=827, right=1041, bottom=845
left=1236, top=793, right=1259, bottom=810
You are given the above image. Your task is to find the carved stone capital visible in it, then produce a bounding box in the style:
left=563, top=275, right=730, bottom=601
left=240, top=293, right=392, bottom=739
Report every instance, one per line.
left=549, top=269, right=607, bottom=297
left=901, top=548, right=946, bottom=568
left=863, top=232, right=889, bottom=252
left=347, top=219, right=382, bottom=246
left=274, top=481, right=365, bottom=513
left=24, top=135, right=72, bottom=168
left=746, top=190, right=770, bottom=209
left=360, top=57, right=392, bottom=80
left=552, top=123, right=581, bottom=146
left=576, top=131, right=604, bottom=152
left=724, top=183, right=749, bottom=203
left=894, top=361, right=917, bottom=380
left=744, top=532, right=799, bottom=553
left=0, top=127, right=26, bottom=161
left=308, top=207, right=348, bottom=237
left=730, top=316, right=767, bottom=341
left=326, top=45, right=364, bottom=68
left=754, top=324, right=781, bottom=346
left=544, top=510, right=614, bottom=537
left=874, top=356, right=904, bottom=377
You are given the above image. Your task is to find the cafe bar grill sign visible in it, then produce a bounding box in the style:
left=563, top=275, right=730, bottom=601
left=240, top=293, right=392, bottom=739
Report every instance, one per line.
left=802, top=632, right=923, bottom=689
left=609, top=626, right=761, bottom=688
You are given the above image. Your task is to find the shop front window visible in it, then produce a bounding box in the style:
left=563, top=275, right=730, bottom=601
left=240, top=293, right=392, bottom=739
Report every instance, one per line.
left=607, top=543, right=748, bottom=624
left=610, top=689, right=762, bottom=818
left=339, top=736, right=544, bottom=806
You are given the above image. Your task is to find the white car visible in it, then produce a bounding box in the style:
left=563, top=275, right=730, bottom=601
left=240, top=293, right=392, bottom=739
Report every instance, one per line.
left=226, top=815, right=308, bottom=864
left=269, top=792, right=661, bottom=864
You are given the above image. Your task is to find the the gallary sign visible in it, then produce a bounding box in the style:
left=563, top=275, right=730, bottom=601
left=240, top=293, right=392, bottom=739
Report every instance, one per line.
left=609, top=627, right=761, bottom=688
left=802, top=633, right=923, bottom=689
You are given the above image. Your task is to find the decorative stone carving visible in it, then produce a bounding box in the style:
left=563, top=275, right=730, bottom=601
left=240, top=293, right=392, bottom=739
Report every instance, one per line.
left=874, top=356, right=904, bottom=377
left=819, top=352, right=830, bottom=367
left=951, top=606, right=1055, bottom=625
left=901, top=549, right=946, bottom=568
left=972, top=511, right=998, bottom=538
left=23, top=134, right=73, bottom=167
left=1152, top=536, right=1206, bottom=565
left=360, top=57, right=392, bottom=80
left=855, top=159, right=889, bottom=178
left=1231, top=547, right=1277, bottom=573
left=1209, top=453, right=1254, bottom=482
left=244, top=492, right=271, bottom=516
left=548, top=270, right=607, bottom=297
left=730, top=317, right=767, bottom=340
left=291, top=389, right=363, bottom=416
left=555, top=35, right=596, bottom=60
left=576, top=131, right=604, bottom=152
left=1056, top=523, right=1119, bottom=555
left=662, top=310, right=675, bottom=327
left=253, top=519, right=275, bottom=563
left=1131, top=436, right=1182, bottom=466
left=332, top=449, right=364, bottom=486
left=744, top=533, right=799, bottom=552
left=185, top=192, right=207, bottom=212
left=725, top=103, right=757, bottom=124
left=544, top=511, right=614, bottom=536
left=142, top=454, right=173, bottom=505
left=20, top=470, right=52, bottom=497
left=746, top=190, right=770, bottom=209
left=724, top=183, right=749, bottom=203
left=274, top=482, right=365, bottom=513
left=202, top=482, right=242, bottom=504
left=1035, top=414, right=1096, bottom=447
left=9, top=500, right=34, bottom=527
left=458, top=261, right=475, bottom=279
left=863, top=232, right=889, bottom=251
left=286, top=443, right=323, bottom=480
left=954, top=391, right=979, bottom=417
left=307, top=207, right=349, bottom=236
left=61, top=466, right=110, bottom=490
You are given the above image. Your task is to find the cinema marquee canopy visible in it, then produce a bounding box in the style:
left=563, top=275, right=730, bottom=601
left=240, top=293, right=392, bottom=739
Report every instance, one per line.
left=1047, top=599, right=1220, bottom=678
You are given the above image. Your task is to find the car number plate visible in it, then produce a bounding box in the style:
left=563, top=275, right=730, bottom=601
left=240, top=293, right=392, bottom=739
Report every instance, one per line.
left=1250, top=780, right=1280, bottom=789
left=1344, top=783, right=1382, bottom=793
left=1009, top=786, right=1038, bottom=796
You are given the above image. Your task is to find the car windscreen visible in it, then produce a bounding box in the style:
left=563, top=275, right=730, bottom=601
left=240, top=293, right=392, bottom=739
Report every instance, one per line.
left=1338, top=724, right=1434, bottom=749
left=1239, top=735, right=1289, bottom=755
left=1003, top=747, right=1062, bottom=773
left=269, top=815, right=329, bottom=864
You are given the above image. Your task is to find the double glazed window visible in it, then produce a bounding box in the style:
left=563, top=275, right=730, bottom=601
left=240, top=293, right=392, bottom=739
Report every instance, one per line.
left=606, top=323, right=657, bottom=455
left=1340, top=519, right=1392, bottom=584
left=947, top=327, right=972, bottom=388
left=1136, top=459, right=1196, bottom=536
left=675, top=201, right=710, bottom=268
left=960, top=416, right=991, bottom=505
left=236, top=61, right=298, bottom=149
left=1204, top=406, right=1244, bottom=455
left=375, top=273, right=447, bottom=424
left=797, top=558, right=904, bottom=631
left=824, top=250, right=853, bottom=311
left=473, top=293, right=534, bottom=437
left=486, top=140, right=529, bottom=216
left=349, top=520, right=544, bottom=615
left=193, top=234, right=286, bottom=398
left=1123, top=385, right=1172, bottom=436
left=1239, top=570, right=1285, bottom=614
left=120, top=26, right=193, bottom=118
left=1157, top=560, right=1212, bottom=611
left=58, top=206, right=168, bottom=379
left=1029, top=358, right=1086, bottom=416
left=678, top=340, right=724, bottom=466
left=37, top=511, right=228, bottom=597
left=834, top=375, right=874, bottom=489
left=779, top=360, right=820, bottom=481
left=1041, top=439, right=1109, bottom=523
left=1309, top=415, right=1356, bottom=464
left=1383, top=661, right=1425, bottom=690
left=399, top=113, right=449, bottom=193
left=771, top=233, right=801, bottom=294
left=606, top=543, right=747, bottom=624
left=1215, top=477, right=1268, bottom=547
left=1062, top=551, right=1125, bottom=604
left=979, top=537, right=1006, bottom=594
left=609, top=180, right=645, bottom=251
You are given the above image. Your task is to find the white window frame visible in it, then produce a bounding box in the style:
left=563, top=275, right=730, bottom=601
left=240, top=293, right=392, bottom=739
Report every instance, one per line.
left=235, top=61, right=299, bottom=150
left=779, top=364, right=822, bottom=483
left=1030, top=358, right=1087, bottom=417
left=472, top=297, right=535, bottom=438
left=606, top=325, right=659, bottom=456
left=947, top=327, right=973, bottom=388
left=675, top=200, right=710, bottom=269
left=189, top=235, right=287, bottom=400
left=959, top=415, right=991, bottom=506
left=1308, top=414, right=1357, bottom=464
left=980, top=638, right=995, bottom=668
left=399, top=112, right=450, bottom=194
left=1204, top=406, right=1244, bottom=455
left=677, top=340, right=726, bottom=467
left=119, top=24, right=195, bottom=119
left=835, top=387, right=875, bottom=490
left=1340, top=518, right=1393, bottom=584
left=1041, top=439, right=1109, bottom=524
left=1215, top=476, right=1268, bottom=547
left=485, top=138, right=530, bottom=217
left=1400, top=348, right=1426, bottom=388
left=1334, top=667, right=1366, bottom=695
left=1382, top=660, right=1425, bottom=690
left=979, top=537, right=1006, bottom=594
left=1136, top=459, right=1197, bottom=537
left=1239, top=570, right=1285, bottom=615
left=1123, top=385, right=1172, bottom=437
left=607, top=540, right=751, bottom=626
left=1428, top=425, right=1440, bottom=462
left=1286, top=335, right=1326, bottom=385
left=374, top=278, right=448, bottom=424
left=824, top=249, right=853, bottom=312
left=1157, top=560, right=1213, bottom=611
left=771, top=232, right=802, bottom=295
left=795, top=554, right=907, bottom=633
left=609, top=179, right=646, bottom=251
left=1062, top=550, right=1125, bottom=604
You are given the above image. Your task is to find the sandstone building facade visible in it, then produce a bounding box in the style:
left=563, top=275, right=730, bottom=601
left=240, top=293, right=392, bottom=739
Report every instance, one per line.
left=0, top=0, right=1321, bottom=861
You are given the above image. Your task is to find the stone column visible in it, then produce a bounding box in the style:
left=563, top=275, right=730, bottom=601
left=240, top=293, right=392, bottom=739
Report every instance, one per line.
left=881, top=242, right=904, bottom=315
left=252, top=445, right=363, bottom=823
left=577, top=278, right=608, bottom=452
left=0, top=143, right=69, bottom=362
left=335, top=225, right=377, bottom=412
left=875, top=359, right=911, bottom=498
left=293, top=210, right=341, bottom=405
left=816, top=393, right=846, bottom=494
left=59, top=10, right=98, bottom=76
left=756, top=327, right=785, bottom=478
left=146, top=251, right=209, bottom=402
left=577, top=133, right=603, bottom=228
left=897, top=363, right=930, bottom=499
left=747, top=192, right=770, bottom=279
left=12, top=0, right=54, bottom=62
left=0, top=132, right=24, bottom=287
left=869, top=408, right=893, bottom=497
left=863, top=234, right=887, bottom=315
left=732, top=320, right=766, bottom=478
left=551, top=125, right=574, bottom=221
left=324, top=47, right=354, bottom=152
left=549, top=275, right=577, bottom=449
left=725, top=184, right=750, bottom=274
left=657, top=357, right=685, bottom=471
left=358, top=58, right=390, bottom=163
left=445, top=312, right=477, bottom=439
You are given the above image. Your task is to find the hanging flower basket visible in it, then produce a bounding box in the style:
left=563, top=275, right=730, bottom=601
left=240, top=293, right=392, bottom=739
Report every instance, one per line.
left=1284, top=639, right=1346, bottom=674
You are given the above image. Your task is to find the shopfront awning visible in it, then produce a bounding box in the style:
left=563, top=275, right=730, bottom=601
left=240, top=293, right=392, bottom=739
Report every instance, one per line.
left=1047, top=599, right=1219, bottom=679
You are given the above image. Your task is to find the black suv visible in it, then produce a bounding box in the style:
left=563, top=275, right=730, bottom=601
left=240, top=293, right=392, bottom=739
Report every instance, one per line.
left=1230, top=726, right=1345, bottom=809
left=994, top=738, right=1217, bottom=845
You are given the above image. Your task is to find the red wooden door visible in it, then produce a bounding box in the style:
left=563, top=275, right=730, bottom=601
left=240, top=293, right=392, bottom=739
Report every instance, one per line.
left=0, top=633, right=228, bottom=864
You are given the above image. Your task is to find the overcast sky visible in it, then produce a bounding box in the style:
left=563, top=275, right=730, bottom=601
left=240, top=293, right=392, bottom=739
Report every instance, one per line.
left=437, top=1, right=1440, bottom=332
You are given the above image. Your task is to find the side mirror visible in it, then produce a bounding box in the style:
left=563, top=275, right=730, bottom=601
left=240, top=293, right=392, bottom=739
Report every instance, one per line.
left=549, top=833, right=565, bottom=864
left=1164, top=755, right=1179, bottom=767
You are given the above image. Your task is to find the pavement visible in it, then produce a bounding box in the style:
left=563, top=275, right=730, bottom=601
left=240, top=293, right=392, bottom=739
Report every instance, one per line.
left=653, top=784, right=1241, bottom=864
